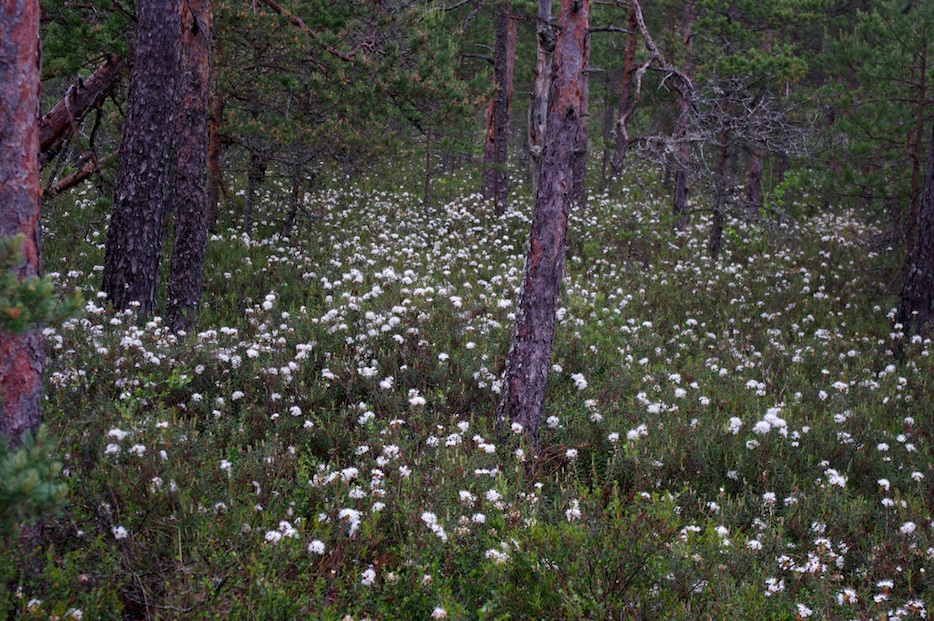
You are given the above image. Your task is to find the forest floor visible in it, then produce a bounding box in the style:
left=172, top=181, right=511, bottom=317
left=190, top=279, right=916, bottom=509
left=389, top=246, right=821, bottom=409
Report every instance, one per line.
left=5, top=171, right=933, bottom=619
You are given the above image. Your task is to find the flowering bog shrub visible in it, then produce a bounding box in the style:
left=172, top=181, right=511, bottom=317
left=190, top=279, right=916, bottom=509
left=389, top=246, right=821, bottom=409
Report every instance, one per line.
left=4, top=169, right=932, bottom=619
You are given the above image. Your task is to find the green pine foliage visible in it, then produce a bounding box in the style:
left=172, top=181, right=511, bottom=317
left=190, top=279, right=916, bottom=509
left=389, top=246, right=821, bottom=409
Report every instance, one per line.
left=819, top=1, right=934, bottom=216
left=0, top=235, right=81, bottom=334
left=0, top=426, right=68, bottom=538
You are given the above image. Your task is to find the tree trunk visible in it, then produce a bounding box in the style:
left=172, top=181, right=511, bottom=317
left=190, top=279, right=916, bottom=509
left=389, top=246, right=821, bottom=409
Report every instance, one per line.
left=897, top=122, right=934, bottom=335
left=0, top=0, right=44, bottom=446
left=708, top=130, right=730, bottom=258
left=482, top=8, right=517, bottom=215
left=39, top=55, right=124, bottom=169
left=610, top=1, right=639, bottom=177
left=571, top=31, right=590, bottom=208
left=528, top=0, right=553, bottom=198
left=745, top=145, right=763, bottom=218
left=775, top=150, right=789, bottom=186
left=166, top=0, right=212, bottom=333
left=671, top=0, right=694, bottom=230
left=102, top=0, right=181, bottom=315
left=244, top=148, right=267, bottom=233
left=206, top=41, right=225, bottom=234
left=599, top=68, right=616, bottom=186
left=283, top=164, right=303, bottom=235
left=498, top=0, right=588, bottom=444
left=904, top=41, right=928, bottom=265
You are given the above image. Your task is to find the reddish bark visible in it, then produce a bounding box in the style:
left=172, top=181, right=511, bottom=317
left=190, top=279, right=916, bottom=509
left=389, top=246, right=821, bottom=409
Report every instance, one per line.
left=498, top=0, right=588, bottom=443
left=0, top=0, right=45, bottom=446
left=102, top=0, right=181, bottom=314
left=39, top=55, right=124, bottom=168
left=166, top=0, right=212, bottom=332
left=482, top=8, right=517, bottom=215
left=47, top=153, right=98, bottom=197
left=610, top=1, right=639, bottom=176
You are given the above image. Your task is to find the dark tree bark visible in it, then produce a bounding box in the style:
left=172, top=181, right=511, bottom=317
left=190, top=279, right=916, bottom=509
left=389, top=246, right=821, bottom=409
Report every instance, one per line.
left=528, top=0, right=553, bottom=199
left=39, top=55, right=124, bottom=169
left=897, top=122, right=934, bottom=335
left=599, top=68, right=617, bottom=186
left=283, top=164, right=303, bottom=235
left=671, top=0, right=694, bottom=230
left=708, top=130, right=730, bottom=258
left=745, top=145, right=763, bottom=218
left=0, top=0, right=44, bottom=446
left=482, top=8, right=517, bottom=215
left=244, top=148, right=267, bottom=233
left=610, top=1, right=639, bottom=177
left=166, top=0, right=212, bottom=333
left=102, top=0, right=181, bottom=315
left=206, top=40, right=225, bottom=234
left=498, top=0, right=589, bottom=444
left=905, top=42, right=928, bottom=264
left=775, top=150, right=789, bottom=186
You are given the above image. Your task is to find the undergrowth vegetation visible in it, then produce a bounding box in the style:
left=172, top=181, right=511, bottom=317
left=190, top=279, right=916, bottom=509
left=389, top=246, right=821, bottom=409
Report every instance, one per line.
left=3, top=169, right=933, bottom=619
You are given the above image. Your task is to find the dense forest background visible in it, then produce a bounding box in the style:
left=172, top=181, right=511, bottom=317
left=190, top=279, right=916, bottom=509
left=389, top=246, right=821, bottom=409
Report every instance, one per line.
left=2, top=0, right=934, bottom=618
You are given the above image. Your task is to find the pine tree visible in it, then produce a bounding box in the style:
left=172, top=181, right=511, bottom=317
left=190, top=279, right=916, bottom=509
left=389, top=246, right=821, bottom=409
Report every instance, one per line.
left=102, top=0, right=182, bottom=315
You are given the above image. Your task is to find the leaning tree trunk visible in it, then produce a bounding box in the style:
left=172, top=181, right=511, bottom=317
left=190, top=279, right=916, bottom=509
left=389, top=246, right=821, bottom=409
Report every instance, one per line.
left=39, top=55, right=124, bottom=169
left=610, top=0, right=639, bottom=177
left=671, top=0, right=694, bottom=230
left=102, top=0, right=181, bottom=315
left=897, top=122, right=934, bottom=335
left=482, top=8, right=517, bottom=215
left=497, top=0, right=589, bottom=444
left=0, top=0, right=44, bottom=446
left=528, top=0, right=554, bottom=198
left=166, top=0, right=212, bottom=333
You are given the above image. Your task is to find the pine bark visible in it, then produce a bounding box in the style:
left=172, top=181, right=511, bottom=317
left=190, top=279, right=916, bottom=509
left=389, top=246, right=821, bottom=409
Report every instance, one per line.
left=482, top=8, right=517, bottom=215
left=102, top=0, right=181, bottom=315
left=570, top=28, right=590, bottom=208
left=206, top=40, right=225, bottom=234
left=671, top=0, right=694, bottom=230
left=904, top=42, right=928, bottom=264
left=527, top=0, right=553, bottom=198
left=745, top=145, right=763, bottom=218
left=0, top=0, right=45, bottom=446
left=498, top=0, right=588, bottom=443
left=166, top=0, right=212, bottom=333
left=610, top=1, right=639, bottom=176
left=708, top=130, right=730, bottom=258
left=244, top=149, right=267, bottom=233
left=897, top=122, right=934, bottom=335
